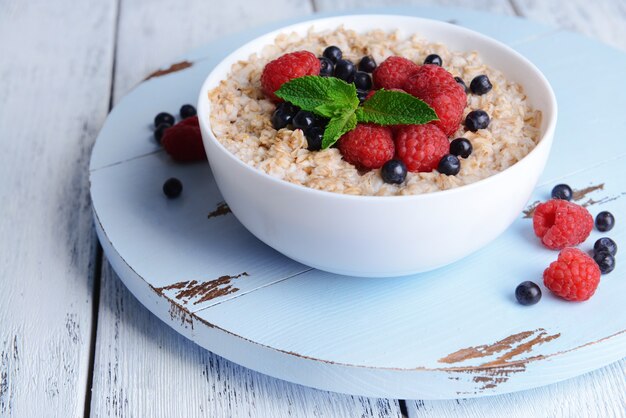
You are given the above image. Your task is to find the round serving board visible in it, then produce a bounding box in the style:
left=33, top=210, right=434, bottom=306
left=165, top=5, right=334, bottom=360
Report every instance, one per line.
left=90, top=6, right=626, bottom=399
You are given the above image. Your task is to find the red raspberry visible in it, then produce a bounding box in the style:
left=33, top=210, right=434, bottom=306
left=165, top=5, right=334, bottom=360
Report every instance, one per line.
left=395, top=124, right=449, bottom=172
left=533, top=199, right=593, bottom=250
left=162, top=116, right=206, bottom=162
left=261, top=51, right=320, bottom=102
left=338, top=124, right=394, bottom=170
left=372, top=56, right=420, bottom=90
left=543, top=248, right=601, bottom=301
left=403, top=65, right=467, bottom=136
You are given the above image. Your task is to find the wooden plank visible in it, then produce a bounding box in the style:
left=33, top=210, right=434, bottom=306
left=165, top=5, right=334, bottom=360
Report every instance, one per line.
left=0, top=0, right=117, bottom=416
left=314, top=0, right=515, bottom=15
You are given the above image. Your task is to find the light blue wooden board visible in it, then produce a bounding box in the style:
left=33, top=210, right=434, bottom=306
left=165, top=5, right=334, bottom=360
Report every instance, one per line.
left=90, top=8, right=626, bottom=399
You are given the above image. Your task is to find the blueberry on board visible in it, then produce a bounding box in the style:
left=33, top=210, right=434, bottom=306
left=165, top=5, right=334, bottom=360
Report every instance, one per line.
left=454, top=76, right=469, bottom=93
left=353, top=71, right=372, bottom=91
left=551, top=184, right=573, bottom=201
left=305, top=126, right=324, bottom=151
left=464, top=110, right=490, bottom=132
left=334, top=59, right=356, bottom=83
left=595, top=211, right=615, bottom=232
left=358, top=55, right=377, bottom=73
left=470, top=75, right=493, bottom=95
left=593, top=251, right=616, bottom=274
left=154, top=123, right=171, bottom=143
left=319, top=57, right=334, bottom=77
left=323, top=46, right=342, bottom=63
left=271, top=102, right=299, bottom=130
left=424, top=54, right=442, bottom=66
left=381, top=159, right=407, bottom=184
left=594, top=237, right=617, bottom=256
left=438, top=154, right=461, bottom=175
left=179, top=104, right=197, bottom=119
left=154, top=112, right=175, bottom=127
left=292, top=110, right=316, bottom=131
left=163, top=178, right=183, bottom=198
left=515, top=281, right=542, bottom=306
left=449, top=138, right=472, bottom=158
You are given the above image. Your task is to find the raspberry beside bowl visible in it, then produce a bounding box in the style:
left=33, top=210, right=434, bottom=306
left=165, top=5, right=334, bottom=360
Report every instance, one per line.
left=197, top=14, right=557, bottom=277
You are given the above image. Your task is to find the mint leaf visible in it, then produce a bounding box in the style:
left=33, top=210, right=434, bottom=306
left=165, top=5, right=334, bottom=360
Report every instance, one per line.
left=275, top=76, right=359, bottom=116
left=355, top=89, right=438, bottom=125
left=322, top=111, right=357, bottom=149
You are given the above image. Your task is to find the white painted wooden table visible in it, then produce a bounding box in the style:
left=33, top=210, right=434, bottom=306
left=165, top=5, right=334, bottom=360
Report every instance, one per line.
left=2, top=0, right=625, bottom=416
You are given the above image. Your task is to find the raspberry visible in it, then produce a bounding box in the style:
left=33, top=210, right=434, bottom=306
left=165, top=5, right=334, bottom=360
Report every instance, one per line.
left=261, top=51, right=320, bottom=102
left=372, top=56, right=419, bottom=90
left=533, top=199, right=593, bottom=250
left=543, top=248, right=601, bottom=301
left=403, top=65, right=467, bottom=136
left=161, top=116, right=206, bottom=162
left=395, top=124, right=449, bottom=172
left=338, top=124, right=394, bottom=170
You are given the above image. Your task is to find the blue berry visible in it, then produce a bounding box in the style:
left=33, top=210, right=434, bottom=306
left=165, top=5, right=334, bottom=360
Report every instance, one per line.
left=305, top=126, right=324, bottom=151
left=470, top=75, right=492, bottom=95
left=515, top=281, right=542, bottom=306
left=334, top=59, right=356, bottom=83
left=154, top=112, right=175, bottom=127
left=319, top=57, right=334, bottom=77
left=271, top=102, right=299, bottom=130
left=594, top=237, right=617, bottom=256
left=465, top=110, right=490, bottom=131
left=357, top=90, right=369, bottom=103
left=154, top=123, right=171, bottom=143
left=424, top=54, right=442, bottom=66
left=438, top=154, right=461, bottom=175
left=353, top=71, right=372, bottom=91
left=454, top=77, right=469, bottom=93
left=595, top=211, right=615, bottom=232
left=163, top=178, right=182, bottom=198
left=292, top=110, right=316, bottom=131
left=179, top=104, right=196, bottom=119
left=551, top=184, right=573, bottom=201
left=358, top=56, right=377, bottom=73
left=381, top=159, right=407, bottom=184
left=449, top=138, right=472, bottom=158
left=593, top=251, right=616, bottom=274
left=323, top=46, right=342, bottom=63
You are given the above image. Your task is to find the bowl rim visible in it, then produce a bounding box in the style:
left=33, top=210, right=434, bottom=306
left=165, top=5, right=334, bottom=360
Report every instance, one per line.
left=197, top=13, right=558, bottom=202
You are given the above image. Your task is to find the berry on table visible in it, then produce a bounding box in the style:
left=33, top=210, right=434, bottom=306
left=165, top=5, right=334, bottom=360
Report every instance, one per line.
left=551, top=184, right=573, bottom=201
left=334, top=59, right=356, bottom=83
left=593, top=251, right=616, bottom=274
left=271, top=102, right=299, bottom=130
left=292, top=110, right=316, bottom=131
left=532, top=199, right=593, bottom=250
left=515, top=281, right=542, bottom=306
left=469, top=75, right=492, bottom=95
left=161, top=116, right=206, bottom=162
left=357, top=89, right=369, bottom=103
left=338, top=124, right=395, bottom=170
left=154, top=112, right=175, bottom=128
left=595, top=211, right=615, bottom=232
left=423, top=54, right=442, bottom=66
left=305, top=126, right=324, bottom=151
left=154, top=122, right=172, bottom=143
left=261, top=51, right=321, bottom=102
left=438, top=154, right=461, bottom=176
left=454, top=76, right=469, bottom=93
left=372, top=56, right=419, bottom=90
left=318, top=57, right=334, bottom=77
left=323, top=45, right=342, bottom=63
left=180, top=104, right=197, bottom=119
left=358, top=55, right=377, bottom=73
left=594, top=237, right=617, bottom=256
left=543, top=248, right=601, bottom=302
left=381, top=159, right=407, bottom=184
left=354, top=71, right=373, bottom=91
left=464, top=110, right=490, bottom=132
left=395, top=124, right=449, bottom=172
left=449, top=138, right=472, bottom=158
left=163, top=178, right=183, bottom=198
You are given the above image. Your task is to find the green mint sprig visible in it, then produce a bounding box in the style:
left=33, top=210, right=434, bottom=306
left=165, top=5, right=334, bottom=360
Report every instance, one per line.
left=275, top=75, right=438, bottom=149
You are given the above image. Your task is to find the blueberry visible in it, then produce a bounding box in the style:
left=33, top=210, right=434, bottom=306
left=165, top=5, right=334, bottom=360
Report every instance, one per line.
left=551, top=184, right=573, bottom=201
left=354, top=71, right=372, bottom=91
left=593, top=251, right=616, bottom=274
left=381, top=159, right=407, bottom=184
left=470, top=75, right=493, bottom=95
left=358, top=55, right=377, bottom=73
left=305, top=126, right=324, bottom=151
left=357, top=90, right=369, bottom=103
left=179, top=104, right=196, bottom=119
left=595, top=211, right=615, bottom=232
left=271, top=102, right=299, bottom=130
left=449, top=138, right=472, bottom=158
left=163, top=178, right=182, bottom=198
left=292, top=110, right=316, bottom=131
left=424, top=54, right=442, bottom=66
left=154, top=112, right=175, bottom=127
left=464, top=110, right=490, bottom=132
left=438, top=154, right=461, bottom=175
left=454, top=76, right=469, bottom=93
left=594, top=237, right=617, bottom=256
left=154, top=123, right=171, bottom=143
left=319, top=57, right=334, bottom=77
left=334, top=59, right=356, bottom=83
left=323, top=46, right=342, bottom=63
left=515, top=281, right=542, bottom=306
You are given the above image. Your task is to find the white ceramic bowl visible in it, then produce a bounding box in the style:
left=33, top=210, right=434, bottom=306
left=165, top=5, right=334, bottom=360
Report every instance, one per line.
left=198, top=14, right=557, bottom=277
